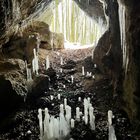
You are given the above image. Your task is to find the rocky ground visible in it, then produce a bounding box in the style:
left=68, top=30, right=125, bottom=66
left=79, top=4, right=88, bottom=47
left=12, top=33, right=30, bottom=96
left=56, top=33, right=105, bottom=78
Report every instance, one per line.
left=0, top=48, right=139, bottom=140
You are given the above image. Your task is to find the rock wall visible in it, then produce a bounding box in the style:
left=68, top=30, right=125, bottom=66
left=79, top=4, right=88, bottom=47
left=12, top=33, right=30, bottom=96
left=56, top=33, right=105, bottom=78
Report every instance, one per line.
left=0, top=0, right=52, bottom=45
left=0, top=59, right=27, bottom=122
left=1, top=21, right=64, bottom=63
left=119, top=0, right=140, bottom=132
left=93, top=0, right=140, bottom=132
left=93, top=0, right=122, bottom=92
left=74, top=0, right=105, bottom=22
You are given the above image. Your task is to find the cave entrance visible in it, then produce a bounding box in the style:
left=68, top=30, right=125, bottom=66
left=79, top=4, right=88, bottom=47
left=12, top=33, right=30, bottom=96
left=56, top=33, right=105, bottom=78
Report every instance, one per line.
left=38, top=0, right=106, bottom=49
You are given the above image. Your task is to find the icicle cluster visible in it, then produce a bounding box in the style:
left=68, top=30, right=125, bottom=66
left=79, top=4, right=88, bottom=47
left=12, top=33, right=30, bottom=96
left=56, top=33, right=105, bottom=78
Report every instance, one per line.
left=38, top=106, right=70, bottom=140
left=83, top=98, right=95, bottom=130
left=38, top=96, right=96, bottom=140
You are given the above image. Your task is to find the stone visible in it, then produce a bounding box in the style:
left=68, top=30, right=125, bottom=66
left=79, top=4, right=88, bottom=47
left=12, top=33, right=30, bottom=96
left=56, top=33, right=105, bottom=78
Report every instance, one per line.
left=61, top=60, right=76, bottom=69
left=0, top=59, right=27, bottom=121
left=26, top=74, right=50, bottom=106
left=45, top=67, right=57, bottom=87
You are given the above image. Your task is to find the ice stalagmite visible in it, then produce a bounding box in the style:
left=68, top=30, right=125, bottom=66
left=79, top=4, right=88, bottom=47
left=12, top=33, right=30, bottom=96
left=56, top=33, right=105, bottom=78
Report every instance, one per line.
left=46, top=55, right=50, bottom=70
left=38, top=109, right=43, bottom=140
left=32, top=48, right=39, bottom=75
left=108, top=110, right=117, bottom=140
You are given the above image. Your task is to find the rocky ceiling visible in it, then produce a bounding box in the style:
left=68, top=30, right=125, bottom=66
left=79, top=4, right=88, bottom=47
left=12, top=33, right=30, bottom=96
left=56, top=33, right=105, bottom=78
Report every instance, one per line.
left=0, top=0, right=105, bottom=46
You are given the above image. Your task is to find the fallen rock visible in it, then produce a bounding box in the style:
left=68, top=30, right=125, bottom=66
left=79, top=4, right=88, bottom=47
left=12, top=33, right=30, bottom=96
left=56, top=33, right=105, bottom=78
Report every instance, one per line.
left=26, top=74, right=50, bottom=107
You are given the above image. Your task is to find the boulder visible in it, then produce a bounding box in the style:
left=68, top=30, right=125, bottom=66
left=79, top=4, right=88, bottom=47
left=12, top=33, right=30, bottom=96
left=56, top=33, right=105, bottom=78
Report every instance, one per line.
left=45, top=67, right=57, bottom=87
left=0, top=59, right=27, bottom=121
left=26, top=74, right=50, bottom=107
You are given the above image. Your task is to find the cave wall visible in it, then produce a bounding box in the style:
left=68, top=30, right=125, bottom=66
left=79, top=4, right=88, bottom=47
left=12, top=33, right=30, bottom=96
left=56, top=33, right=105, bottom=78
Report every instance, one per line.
left=93, top=0, right=140, bottom=132
left=0, top=0, right=52, bottom=45
left=74, top=0, right=105, bottom=22
left=0, top=0, right=105, bottom=47
left=93, top=0, right=122, bottom=91
left=119, top=0, right=140, bottom=132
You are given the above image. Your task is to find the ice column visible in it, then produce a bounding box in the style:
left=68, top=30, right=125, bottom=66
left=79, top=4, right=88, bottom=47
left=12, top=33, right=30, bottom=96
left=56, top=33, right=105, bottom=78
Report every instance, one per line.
left=82, top=66, right=85, bottom=76
left=38, top=109, right=43, bottom=140
left=46, top=55, right=50, bottom=70
left=59, top=109, right=70, bottom=137
left=118, top=0, right=128, bottom=73
left=60, top=57, right=63, bottom=65
left=58, top=94, right=61, bottom=100
left=84, top=98, right=89, bottom=124
left=70, top=119, right=75, bottom=128
left=76, top=107, right=80, bottom=121
left=108, top=110, right=117, bottom=140
left=78, top=97, right=81, bottom=102
left=32, top=48, right=39, bottom=75
left=108, top=110, right=113, bottom=126
left=27, top=68, right=32, bottom=81
left=64, top=98, right=67, bottom=109
left=89, top=106, right=95, bottom=130
left=65, top=105, right=72, bottom=124
left=25, top=61, right=32, bottom=81
left=43, top=108, right=50, bottom=139
left=60, top=104, right=64, bottom=114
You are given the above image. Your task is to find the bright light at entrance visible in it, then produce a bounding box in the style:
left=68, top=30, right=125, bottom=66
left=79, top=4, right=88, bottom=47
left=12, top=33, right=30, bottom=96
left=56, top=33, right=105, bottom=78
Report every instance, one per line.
left=38, top=0, right=106, bottom=49
left=64, top=40, right=94, bottom=50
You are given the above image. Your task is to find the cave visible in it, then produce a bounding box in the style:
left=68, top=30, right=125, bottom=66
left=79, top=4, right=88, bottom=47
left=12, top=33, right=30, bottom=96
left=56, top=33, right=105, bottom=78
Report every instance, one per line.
left=0, top=0, right=140, bottom=139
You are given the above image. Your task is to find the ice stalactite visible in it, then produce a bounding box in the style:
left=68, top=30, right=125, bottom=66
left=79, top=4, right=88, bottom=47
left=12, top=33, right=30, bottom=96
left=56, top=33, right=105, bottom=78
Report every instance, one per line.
left=99, top=0, right=109, bottom=30
left=118, top=0, right=128, bottom=73
left=38, top=96, right=97, bottom=140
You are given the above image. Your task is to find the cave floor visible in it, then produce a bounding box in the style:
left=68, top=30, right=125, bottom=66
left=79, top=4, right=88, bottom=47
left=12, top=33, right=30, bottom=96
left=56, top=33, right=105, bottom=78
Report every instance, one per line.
left=0, top=48, right=138, bottom=140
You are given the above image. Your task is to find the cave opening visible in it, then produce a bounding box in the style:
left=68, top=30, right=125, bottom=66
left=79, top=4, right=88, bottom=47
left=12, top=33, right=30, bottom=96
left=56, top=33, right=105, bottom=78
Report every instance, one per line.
left=37, top=0, right=106, bottom=49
